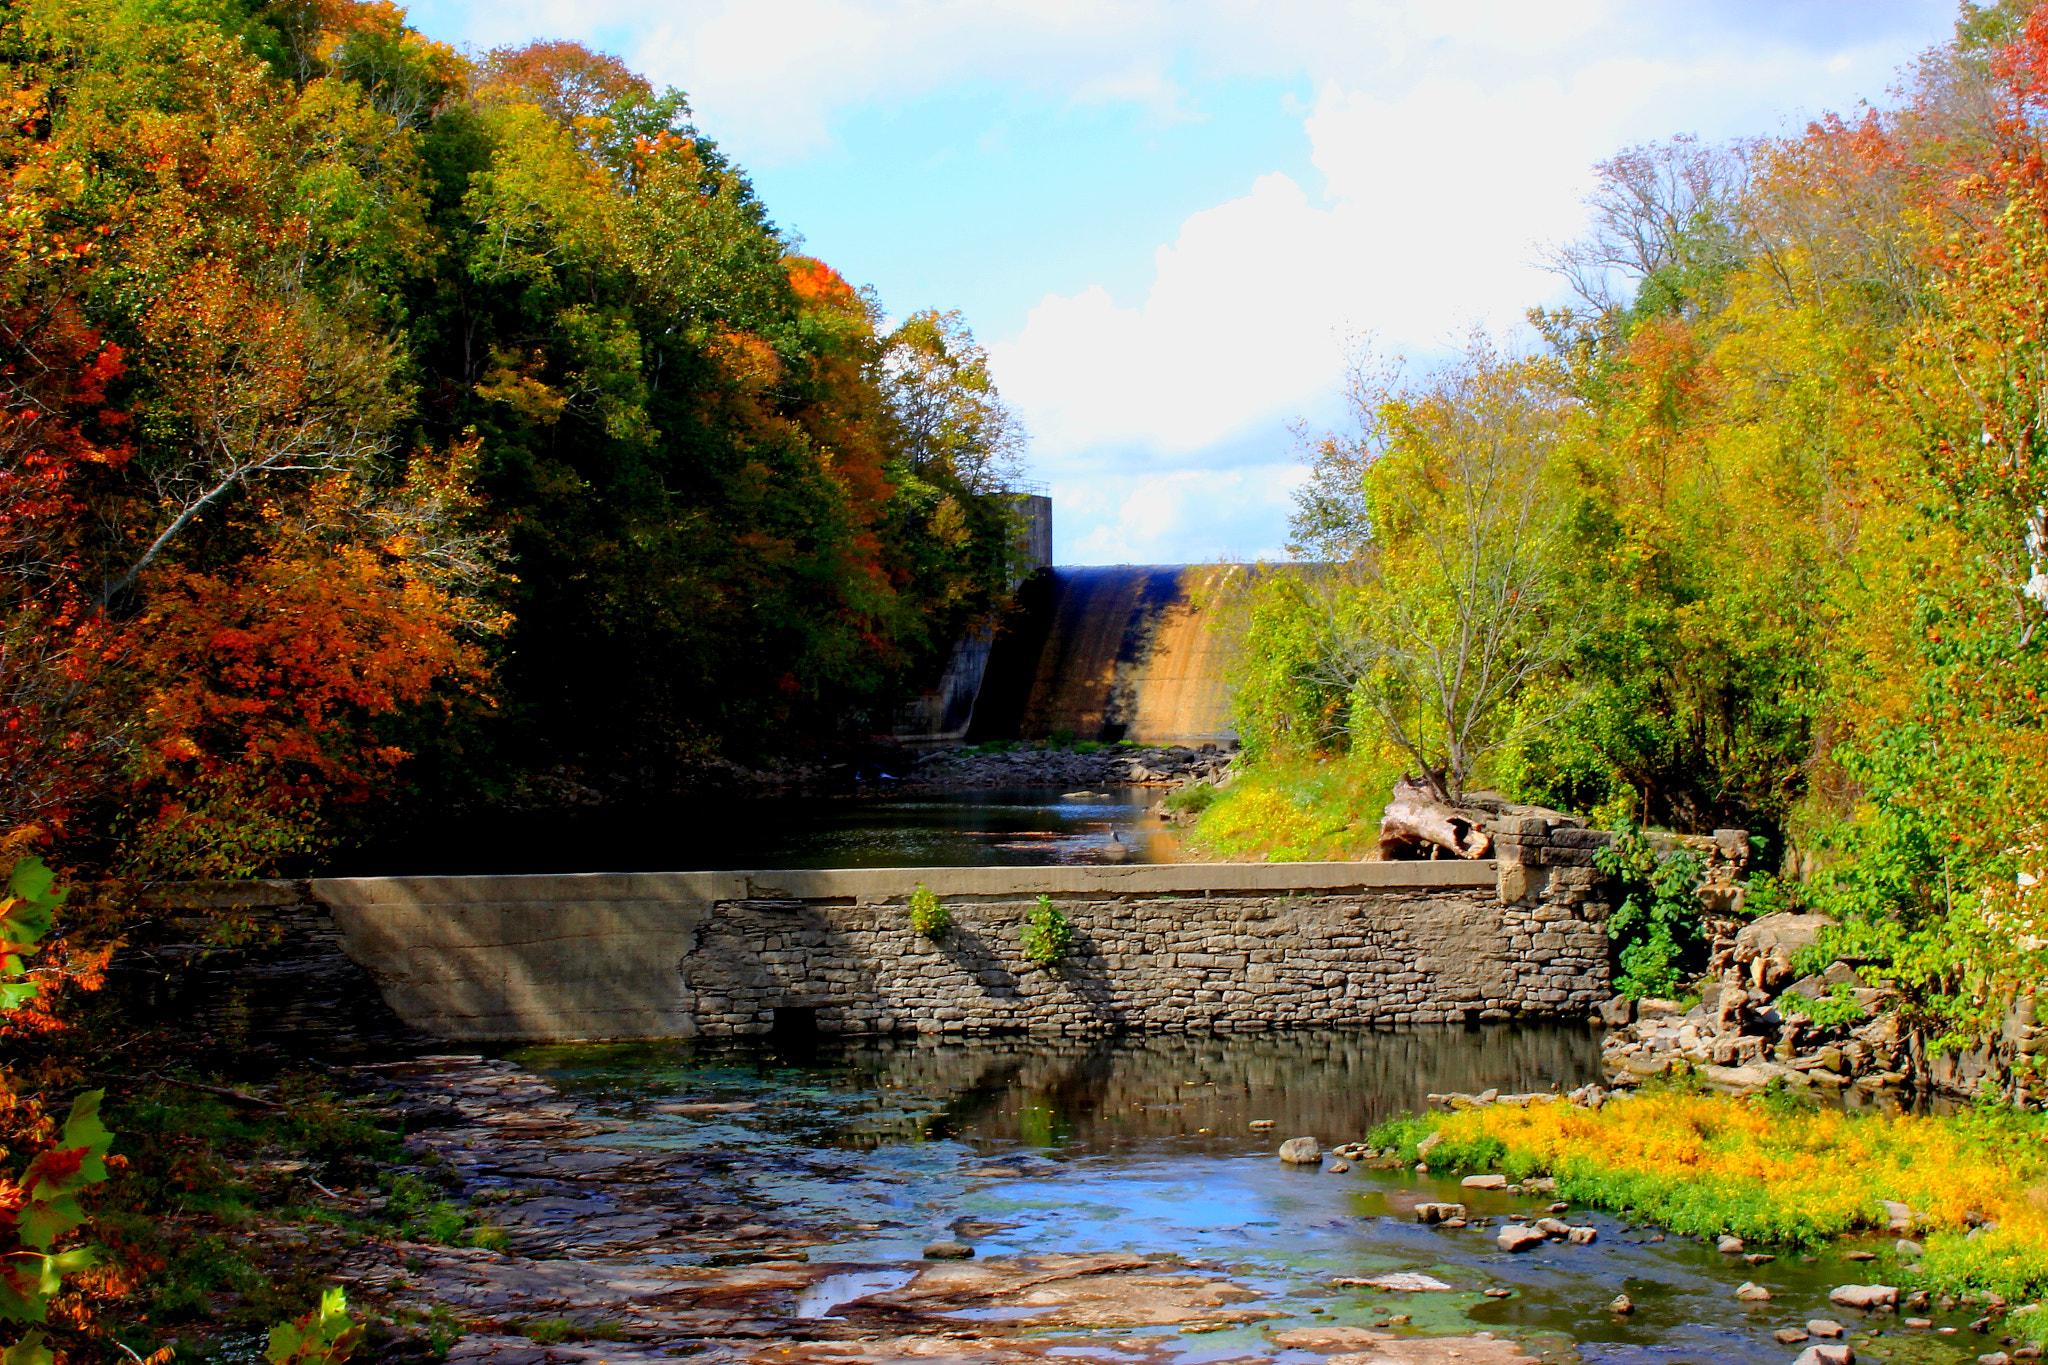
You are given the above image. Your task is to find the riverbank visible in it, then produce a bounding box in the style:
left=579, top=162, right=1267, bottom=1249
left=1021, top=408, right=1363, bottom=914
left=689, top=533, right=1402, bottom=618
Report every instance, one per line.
left=1372, top=1082, right=2048, bottom=1308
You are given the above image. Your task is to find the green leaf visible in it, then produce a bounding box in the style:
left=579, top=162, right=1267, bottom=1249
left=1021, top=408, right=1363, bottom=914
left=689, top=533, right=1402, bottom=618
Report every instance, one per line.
left=2, top=1329, right=50, bottom=1365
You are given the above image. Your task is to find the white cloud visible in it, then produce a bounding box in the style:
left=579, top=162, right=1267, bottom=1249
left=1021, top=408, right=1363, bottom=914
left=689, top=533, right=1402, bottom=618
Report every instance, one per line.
left=406, top=0, right=1958, bottom=561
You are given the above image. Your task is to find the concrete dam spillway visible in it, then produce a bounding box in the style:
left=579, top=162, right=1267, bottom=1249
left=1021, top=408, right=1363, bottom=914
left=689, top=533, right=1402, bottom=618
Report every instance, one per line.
left=913, top=564, right=1252, bottom=748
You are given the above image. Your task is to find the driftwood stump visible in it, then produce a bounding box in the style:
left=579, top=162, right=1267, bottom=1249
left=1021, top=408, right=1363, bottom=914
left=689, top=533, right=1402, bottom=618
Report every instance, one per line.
left=1376, top=773, right=1495, bottom=860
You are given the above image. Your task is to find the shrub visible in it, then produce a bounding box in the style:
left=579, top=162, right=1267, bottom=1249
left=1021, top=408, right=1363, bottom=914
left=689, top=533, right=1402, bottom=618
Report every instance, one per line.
left=1161, top=783, right=1219, bottom=816
left=1596, top=830, right=1706, bottom=999
left=907, top=882, right=950, bottom=940
left=1020, top=894, right=1072, bottom=966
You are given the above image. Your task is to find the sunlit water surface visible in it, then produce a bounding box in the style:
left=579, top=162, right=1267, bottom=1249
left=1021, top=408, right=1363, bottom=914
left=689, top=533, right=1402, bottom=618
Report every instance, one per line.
left=509, top=1028, right=1989, bottom=1365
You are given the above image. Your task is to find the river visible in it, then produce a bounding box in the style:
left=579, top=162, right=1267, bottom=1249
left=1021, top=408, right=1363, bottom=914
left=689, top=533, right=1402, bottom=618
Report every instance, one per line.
left=470, top=1027, right=1990, bottom=1365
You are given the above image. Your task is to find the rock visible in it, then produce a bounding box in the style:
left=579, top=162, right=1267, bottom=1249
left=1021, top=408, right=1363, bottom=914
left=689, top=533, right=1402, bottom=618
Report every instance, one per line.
left=1567, top=1226, right=1597, bottom=1245
left=1249, top=1119, right=1275, bottom=1130
left=1735, top=912, right=1835, bottom=967
left=1745, top=1253, right=1776, bottom=1264
left=1735, top=1281, right=1772, bottom=1301
left=1882, top=1200, right=1920, bottom=1232
left=1829, top=1285, right=1898, bottom=1310
left=1718, top=1235, right=1745, bottom=1254
left=922, top=1241, right=975, bottom=1259
left=1981, top=1355, right=2012, bottom=1365
left=1351, top=1273, right=1453, bottom=1292
left=1896, top=1239, right=1923, bottom=1257
left=1904, top=1318, right=1933, bottom=1328
left=1778, top=1328, right=1811, bottom=1344
left=1534, top=1217, right=1571, bottom=1236
left=1414, top=1203, right=1467, bottom=1224
left=1610, top=1294, right=1632, bottom=1314
left=1794, top=1346, right=1854, bottom=1365
left=1843, top=1251, right=1877, bottom=1262
left=1461, top=1174, right=1509, bottom=1189
left=1278, top=1137, right=1322, bottom=1165
left=1598, top=996, right=1634, bottom=1027
left=1484, top=1288, right=1513, bottom=1298
left=1497, top=1225, right=1545, bottom=1252
left=1327, top=1161, right=1351, bottom=1173
left=1415, top=1131, right=1444, bottom=1161
left=1808, top=1320, right=1847, bottom=1337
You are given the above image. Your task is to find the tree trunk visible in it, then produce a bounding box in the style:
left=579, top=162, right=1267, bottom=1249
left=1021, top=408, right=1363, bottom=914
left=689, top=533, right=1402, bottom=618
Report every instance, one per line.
left=1377, top=798, right=1494, bottom=860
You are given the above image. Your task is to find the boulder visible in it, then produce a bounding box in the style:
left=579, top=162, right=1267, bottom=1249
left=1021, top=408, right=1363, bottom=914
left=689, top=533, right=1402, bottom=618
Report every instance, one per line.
left=1734, top=912, right=1835, bottom=966
left=1598, top=996, right=1634, bottom=1027
left=1462, top=1174, right=1509, bottom=1189
left=1610, top=1294, right=1631, bottom=1314
left=1807, top=1320, right=1846, bottom=1337
left=1794, top=1346, right=1854, bottom=1365
left=1717, top=1235, right=1745, bottom=1254
left=1414, top=1202, right=1467, bottom=1224
left=1567, top=1226, right=1597, bottom=1244
left=922, top=1240, right=974, bottom=1259
left=1829, top=1285, right=1898, bottom=1310
left=1278, top=1137, right=1322, bottom=1165
left=1497, top=1225, right=1545, bottom=1252
left=1734, top=1281, right=1771, bottom=1301
left=1350, top=1273, right=1453, bottom=1292
left=1777, top=1329, right=1811, bottom=1344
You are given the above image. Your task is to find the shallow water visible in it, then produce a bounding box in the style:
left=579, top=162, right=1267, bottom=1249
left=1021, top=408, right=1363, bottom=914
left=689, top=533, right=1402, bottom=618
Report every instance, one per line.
left=335, top=787, right=1179, bottom=876
left=509, top=1028, right=1999, bottom=1365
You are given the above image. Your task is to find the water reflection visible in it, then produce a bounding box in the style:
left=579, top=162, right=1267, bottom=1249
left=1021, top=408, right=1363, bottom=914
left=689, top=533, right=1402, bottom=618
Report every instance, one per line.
left=333, top=786, right=1180, bottom=875
left=512, top=1027, right=1988, bottom=1365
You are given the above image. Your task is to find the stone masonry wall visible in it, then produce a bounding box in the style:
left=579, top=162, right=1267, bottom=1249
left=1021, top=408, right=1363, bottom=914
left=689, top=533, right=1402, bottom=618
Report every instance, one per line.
left=312, top=862, right=1612, bottom=1042
left=107, top=860, right=1617, bottom=1045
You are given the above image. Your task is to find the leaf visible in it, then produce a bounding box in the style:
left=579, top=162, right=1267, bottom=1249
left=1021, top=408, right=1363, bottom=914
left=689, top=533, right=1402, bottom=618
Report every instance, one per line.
left=267, top=1286, right=362, bottom=1365
left=8, top=1091, right=111, bottom=1251
left=1, top=1329, right=50, bottom=1365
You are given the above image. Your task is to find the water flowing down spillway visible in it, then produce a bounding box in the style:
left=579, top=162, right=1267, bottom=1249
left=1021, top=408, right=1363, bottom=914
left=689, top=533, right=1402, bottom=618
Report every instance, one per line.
left=957, top=565, right=1254, bottom=747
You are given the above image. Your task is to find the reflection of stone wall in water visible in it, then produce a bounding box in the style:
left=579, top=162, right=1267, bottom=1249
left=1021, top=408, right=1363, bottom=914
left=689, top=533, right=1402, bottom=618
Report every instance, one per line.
left=826, top=1028, right=1604, bottom=1148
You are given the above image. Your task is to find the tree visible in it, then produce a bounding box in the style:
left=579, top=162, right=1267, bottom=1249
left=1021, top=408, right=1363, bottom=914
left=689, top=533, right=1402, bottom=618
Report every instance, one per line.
left=1288, top=340, right=1582, bottom=801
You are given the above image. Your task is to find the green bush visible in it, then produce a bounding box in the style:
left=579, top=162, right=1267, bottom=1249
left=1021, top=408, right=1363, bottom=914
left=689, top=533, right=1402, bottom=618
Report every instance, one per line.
left=1596, top=830, right=1706, bottom=999
left=908, top=882, right=951, bottom=940
left=1020, top=894, right=1072, bottom=966
left=1162, top=783, right=1219, bottom=815
left=1782, top=983, right=1866, bottom=1029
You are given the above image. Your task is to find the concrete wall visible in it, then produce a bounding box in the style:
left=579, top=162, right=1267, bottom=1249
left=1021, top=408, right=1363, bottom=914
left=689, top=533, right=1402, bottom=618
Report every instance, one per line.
left=311, top=859, right=1612, bottom=1043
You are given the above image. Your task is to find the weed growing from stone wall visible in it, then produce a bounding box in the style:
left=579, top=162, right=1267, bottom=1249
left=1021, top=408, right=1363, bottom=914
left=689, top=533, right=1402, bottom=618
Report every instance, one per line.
left=1021, top=894, right=1072, bottom=966
left=908, top=883, right=950, bottom=940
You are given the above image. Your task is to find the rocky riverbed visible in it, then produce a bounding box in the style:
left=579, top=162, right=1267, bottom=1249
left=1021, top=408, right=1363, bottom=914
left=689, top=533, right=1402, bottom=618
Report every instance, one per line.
left=280, top=1031, right=2019, bottom=1365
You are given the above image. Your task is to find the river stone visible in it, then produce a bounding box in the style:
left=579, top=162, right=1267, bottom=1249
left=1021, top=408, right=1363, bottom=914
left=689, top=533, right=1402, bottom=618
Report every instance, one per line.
left=922, top=1241, right=974, bottom=1259
left=1461, top=1174, right=1508, bottom=1189
left=1717, top=1235, right=1745, bottom=1253
left=1610, top=1294, right=1632, bottom=1314
left=1829, top=1285, right=1897, bottom=1309
left=1353, top=1273, right=1453, bottom=1292
left=1414, top=1203, right=1466, bottom=1224
left=1734, top=1281, right=1771, bottom=1300
left=1808, top=1319, right=1847, bottom=1337
left=1497, top=1225, right=1544, bottom=1252
left=1534, top=1217, right=1572, bottom=1236
left=1278, top=1137, right=1322, bottom=1164
left=1567, top=1226, right=1597, bottom=1245
left=1794, top=1346, right=1855, bottom=1365
left=1778, top=1328, right=1811, bottom=1344
left=1895, top=1239, right=1923, bottom=1257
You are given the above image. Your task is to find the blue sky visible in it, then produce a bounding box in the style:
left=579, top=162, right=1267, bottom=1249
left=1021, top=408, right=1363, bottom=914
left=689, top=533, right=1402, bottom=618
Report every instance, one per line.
left=405, top=0, right=1960, bottom=565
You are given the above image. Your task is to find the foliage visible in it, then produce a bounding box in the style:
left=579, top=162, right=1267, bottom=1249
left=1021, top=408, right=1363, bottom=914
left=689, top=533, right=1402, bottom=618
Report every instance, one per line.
left=265, top=1287, right=361, bottom=1365
left=1381, top=1091, right=2048, bottom=1298
left=0, top=0, right=1028, bottom=875
left=1186, top=750, right=1401, bottom=862
left=0, top=1089, right=112, bottom=1323
left=1781, top=983, right=1868, bottom=1029
left=1283, top=339, right=1584, bottom=801
left=906, top=883, right=950, bottom=940
left=1019, top=894, right=1071, bottom=967
left=1595, top=831, right=1708, bottom=999
left=1159, top=782, right=1218, bottom=816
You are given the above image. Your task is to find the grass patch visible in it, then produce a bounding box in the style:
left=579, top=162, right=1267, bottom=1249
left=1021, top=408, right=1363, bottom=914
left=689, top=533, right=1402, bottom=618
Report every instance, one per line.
left=1371, top=1091, right=2048, bottom=1298
left=1186, top=749, right=1406, bottom=861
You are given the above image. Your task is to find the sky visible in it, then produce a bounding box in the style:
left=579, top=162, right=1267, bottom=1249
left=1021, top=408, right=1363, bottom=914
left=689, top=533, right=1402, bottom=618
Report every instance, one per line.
left=404, top=0, right=1962, bottom=566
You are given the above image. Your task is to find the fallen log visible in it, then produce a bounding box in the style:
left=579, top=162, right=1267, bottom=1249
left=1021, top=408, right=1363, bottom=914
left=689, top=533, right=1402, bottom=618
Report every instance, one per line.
left=1377, top=798, right=1494, bottom=860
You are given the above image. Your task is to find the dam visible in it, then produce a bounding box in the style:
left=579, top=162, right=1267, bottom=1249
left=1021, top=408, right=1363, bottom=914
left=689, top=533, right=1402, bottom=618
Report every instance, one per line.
left=898, top=563, right=1255, bottom=749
